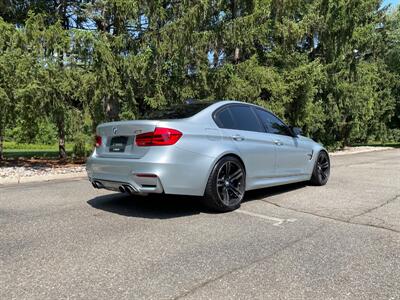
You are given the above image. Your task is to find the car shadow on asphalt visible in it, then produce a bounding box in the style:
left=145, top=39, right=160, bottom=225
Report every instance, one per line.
left=87, top=192, right=206, bottom=219
left=87, top=182, right=307, bottom=219
left=243, top=182, right=307, bottom=203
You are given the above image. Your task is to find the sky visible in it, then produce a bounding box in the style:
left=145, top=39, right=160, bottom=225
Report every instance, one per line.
left=383, top=0, right=400, bottom=7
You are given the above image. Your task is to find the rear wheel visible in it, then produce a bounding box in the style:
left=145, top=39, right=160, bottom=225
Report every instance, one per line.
left=310, top=151, right=330, bottom=186
left=203, top=156, right=245, bottom=212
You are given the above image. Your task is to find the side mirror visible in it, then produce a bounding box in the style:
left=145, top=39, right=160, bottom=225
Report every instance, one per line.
left=291, top=127, right=303, bottom=137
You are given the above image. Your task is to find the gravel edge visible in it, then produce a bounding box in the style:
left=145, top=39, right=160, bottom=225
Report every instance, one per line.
left=0, top=171, right=87, bottom=186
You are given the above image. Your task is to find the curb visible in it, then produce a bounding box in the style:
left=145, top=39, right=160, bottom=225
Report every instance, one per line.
left=0, top=171, right=87, bottom=186
left=329, top=147, right=395, bottom=156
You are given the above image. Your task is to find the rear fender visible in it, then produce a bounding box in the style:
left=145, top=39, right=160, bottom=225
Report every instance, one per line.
left=200, top=150, right=244, bottom=195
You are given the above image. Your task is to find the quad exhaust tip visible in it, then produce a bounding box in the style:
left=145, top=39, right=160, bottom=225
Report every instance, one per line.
left=92, top=180, right=136, bottom=194
left=117, top=184, right=135, bottom=194
left=92, top=181, right=104, bottom=189
left=123, top=185, right=136, bottom=194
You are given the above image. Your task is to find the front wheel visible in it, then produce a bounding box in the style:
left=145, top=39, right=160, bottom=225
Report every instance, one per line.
left=203, top=156, right=245, bottom=212
left=310, top=151, right=330, bottom=186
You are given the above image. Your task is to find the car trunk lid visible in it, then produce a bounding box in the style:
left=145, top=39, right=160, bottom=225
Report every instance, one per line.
left=95, top=120, right=158, bottom=159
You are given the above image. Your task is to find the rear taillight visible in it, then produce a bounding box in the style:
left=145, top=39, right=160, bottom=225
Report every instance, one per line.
left=136, top=127, right=182, bottom=146
left=95, top=136, right=102, bottom=147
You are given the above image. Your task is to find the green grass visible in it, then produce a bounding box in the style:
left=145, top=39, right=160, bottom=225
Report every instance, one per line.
left=3, top=141, right=74, bottom=159
left=4, top=141, right=73, bottom=150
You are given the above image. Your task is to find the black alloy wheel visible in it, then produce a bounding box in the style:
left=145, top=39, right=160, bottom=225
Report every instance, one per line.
left=204, top=156, right=245, bottom=212
left=310, top=151, right=330, bottom=186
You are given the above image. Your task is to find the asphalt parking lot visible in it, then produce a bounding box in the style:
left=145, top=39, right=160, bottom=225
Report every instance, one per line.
left=1, top=150, right=399, bottom=299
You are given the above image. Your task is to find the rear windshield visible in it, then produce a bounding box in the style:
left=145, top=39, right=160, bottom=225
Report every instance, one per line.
left=143, top=101, right=214, bottom=119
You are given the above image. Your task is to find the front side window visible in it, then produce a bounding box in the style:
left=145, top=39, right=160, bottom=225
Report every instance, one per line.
left=255, top=109, right=292, bottom=136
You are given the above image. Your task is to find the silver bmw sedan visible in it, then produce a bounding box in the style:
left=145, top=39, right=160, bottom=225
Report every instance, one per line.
left=86, top=100, right=330, bottom=212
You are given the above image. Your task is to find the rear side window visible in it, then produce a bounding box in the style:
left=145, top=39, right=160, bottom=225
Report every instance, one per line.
left=214, top=105, right=264, bottom=133
left=255, top=108, right=291, bottom=136
left=215, top=108, right=236, bottom=129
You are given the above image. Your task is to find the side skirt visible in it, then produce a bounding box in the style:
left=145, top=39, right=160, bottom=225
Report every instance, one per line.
left=245, top=175, right=311, bottom=191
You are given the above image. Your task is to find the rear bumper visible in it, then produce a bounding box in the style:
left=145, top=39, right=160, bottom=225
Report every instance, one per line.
left=86, top=147, right=216, bottom=196
left=87, top=157, right=165, bottom=194
left=91, top=178, right=162, bottom=195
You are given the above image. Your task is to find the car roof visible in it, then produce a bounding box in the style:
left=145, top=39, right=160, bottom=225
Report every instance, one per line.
left=193, top=100, right=265, bottom=117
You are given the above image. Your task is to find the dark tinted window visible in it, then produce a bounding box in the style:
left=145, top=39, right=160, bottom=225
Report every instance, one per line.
left=215, top=108, right=236, bottom=129
left=229, top=106, right=264, bottom=132
left=144, top=101, right=213, bottom=119
left=255, top=109, right=291, bottom=136
left=215, top=105, right=265, bottom=132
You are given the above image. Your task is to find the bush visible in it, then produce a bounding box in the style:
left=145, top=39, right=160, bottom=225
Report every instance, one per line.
left=72, top=134, right=91, bottom=158
left=35, top=120, right=58, bottom=145
left=389, top=129, right=400, bottom=142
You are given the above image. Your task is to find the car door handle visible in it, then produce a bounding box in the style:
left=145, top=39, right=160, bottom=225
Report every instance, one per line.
left=274, top=140, right=283, bottom=146
left=232, top=135, right=245, bottom=141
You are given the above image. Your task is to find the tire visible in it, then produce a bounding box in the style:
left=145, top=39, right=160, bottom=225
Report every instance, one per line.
left=310, top=151, right=330, bottom=186
left=203, top=156, right=246, bottom=212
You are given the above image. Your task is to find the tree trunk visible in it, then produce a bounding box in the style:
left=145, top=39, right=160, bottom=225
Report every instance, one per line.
left=0, top=126, right=4, bottom=161
left=234, top=47, right=240, bottom=63
left=57, top=116, right=67, bottom=160
left=105, top=96, right=120, bottom=122
left=340, top=116, right=352, bottom=147
left=213, top=48, right=219, bottom=67
left=230, top=0, right=240, bottom=64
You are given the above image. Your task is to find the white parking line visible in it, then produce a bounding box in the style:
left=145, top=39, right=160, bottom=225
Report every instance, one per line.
left=235, top=209, right=297, bottom=227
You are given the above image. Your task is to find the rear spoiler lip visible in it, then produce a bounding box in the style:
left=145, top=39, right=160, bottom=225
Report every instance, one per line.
left=97, top=119, right=160, bottom=129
